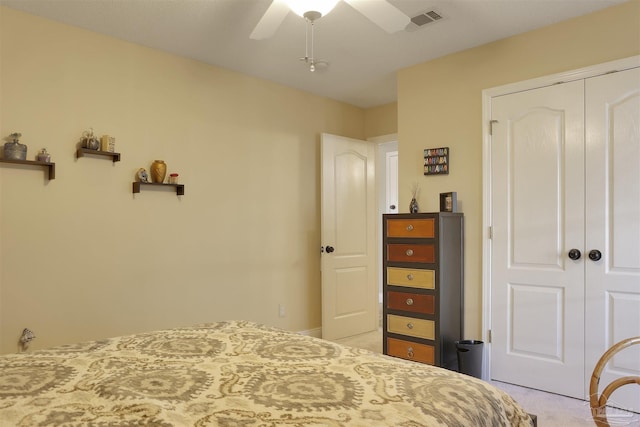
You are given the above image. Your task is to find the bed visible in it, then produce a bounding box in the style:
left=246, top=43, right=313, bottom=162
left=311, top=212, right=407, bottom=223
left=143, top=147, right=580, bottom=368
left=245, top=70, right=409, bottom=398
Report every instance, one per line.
left=0, top=320, right=533, bottom=426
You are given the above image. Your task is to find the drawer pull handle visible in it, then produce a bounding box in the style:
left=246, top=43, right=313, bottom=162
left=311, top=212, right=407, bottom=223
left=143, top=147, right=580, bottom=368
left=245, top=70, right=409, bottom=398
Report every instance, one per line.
left=407, top=274, right=414, bottom=280
left=407, top=322, right=414, bottom=329
left=406, top=249, right=414, bottom=256
left=406, top=224, right=414, bottom=231
left=406, top=298, right=414, bottom=306
left=407, top=347, right=414, bottom=359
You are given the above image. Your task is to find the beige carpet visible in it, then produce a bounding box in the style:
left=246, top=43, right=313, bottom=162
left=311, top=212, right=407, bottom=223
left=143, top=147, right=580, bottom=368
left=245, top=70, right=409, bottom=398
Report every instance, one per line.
left=330, top=329, right=640, bottom=427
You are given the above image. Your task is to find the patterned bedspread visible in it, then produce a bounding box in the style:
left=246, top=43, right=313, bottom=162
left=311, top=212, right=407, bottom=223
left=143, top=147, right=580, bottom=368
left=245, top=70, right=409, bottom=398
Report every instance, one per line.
left=0, top=321, right=532, bottom=426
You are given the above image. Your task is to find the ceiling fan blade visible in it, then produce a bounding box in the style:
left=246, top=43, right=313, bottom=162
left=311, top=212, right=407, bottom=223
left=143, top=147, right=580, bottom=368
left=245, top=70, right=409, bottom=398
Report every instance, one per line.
left=250, top=0, right=290, bottom=40
left=344, top=0, right=410, bottom=33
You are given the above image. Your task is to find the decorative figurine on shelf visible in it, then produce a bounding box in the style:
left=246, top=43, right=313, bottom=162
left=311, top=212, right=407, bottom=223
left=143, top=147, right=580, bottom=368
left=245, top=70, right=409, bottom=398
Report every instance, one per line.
left=168, top=173, right=179, bottom=184
left=81, top=128, right=100, bottom=150
left=409, top=183, right=420, bottom=213
left=136, top=168, right=151, bottom=183
left=36, top=148, right=51, bottom=163
left=3, top=132, right=27, bottom=160
left=150, top=160, right=167, bottom=183
left=100, top=135, right=115, bottom=152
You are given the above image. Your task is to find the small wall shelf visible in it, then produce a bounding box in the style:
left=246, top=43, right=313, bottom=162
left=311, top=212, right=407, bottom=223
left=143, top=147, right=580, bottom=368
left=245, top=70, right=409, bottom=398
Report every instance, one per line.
left=77, top=148, right=121, bottom=162
left=0, top=158, right=56, bottom=179
left=132, top=181, right=184, bottom=196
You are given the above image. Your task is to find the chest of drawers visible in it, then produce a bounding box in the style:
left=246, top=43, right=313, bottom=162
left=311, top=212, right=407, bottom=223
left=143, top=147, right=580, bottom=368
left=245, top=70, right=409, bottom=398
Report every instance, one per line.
left=382, top=212, right=464, bottom=370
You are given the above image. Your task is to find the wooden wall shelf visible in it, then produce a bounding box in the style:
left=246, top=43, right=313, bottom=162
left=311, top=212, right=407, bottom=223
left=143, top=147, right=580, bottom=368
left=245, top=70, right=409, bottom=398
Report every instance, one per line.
left=77, top=148, right=121, bottom=162
left=0, top=158, right=56, bottom=179
left=132, top=181, right=184, bottom=196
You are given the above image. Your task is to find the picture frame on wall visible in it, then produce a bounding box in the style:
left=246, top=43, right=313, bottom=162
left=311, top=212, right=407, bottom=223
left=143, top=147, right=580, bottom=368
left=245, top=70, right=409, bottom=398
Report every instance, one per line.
left=440, top=192, right=457, bottom=212
left=424, top=147, right=449, bottom=175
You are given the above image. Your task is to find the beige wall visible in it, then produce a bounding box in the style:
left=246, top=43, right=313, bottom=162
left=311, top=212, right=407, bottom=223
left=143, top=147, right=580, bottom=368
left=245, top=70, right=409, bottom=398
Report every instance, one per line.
left=397, top=0, right=640, bottom=339
left=364, top=102, right=397, bottom=139
left=0, top=7, right=373, bottom=353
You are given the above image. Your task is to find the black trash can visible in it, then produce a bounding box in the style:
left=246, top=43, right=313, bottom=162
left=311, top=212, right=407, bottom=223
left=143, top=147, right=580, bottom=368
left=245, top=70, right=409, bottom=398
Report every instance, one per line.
left=456, top=340, right=484, bottom=378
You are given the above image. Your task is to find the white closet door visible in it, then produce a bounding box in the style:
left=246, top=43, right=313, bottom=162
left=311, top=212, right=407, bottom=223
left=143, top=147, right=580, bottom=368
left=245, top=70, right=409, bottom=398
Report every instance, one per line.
left=585, top=67, right=640, bottom=412
left=490, top=80, right=586, bottom=398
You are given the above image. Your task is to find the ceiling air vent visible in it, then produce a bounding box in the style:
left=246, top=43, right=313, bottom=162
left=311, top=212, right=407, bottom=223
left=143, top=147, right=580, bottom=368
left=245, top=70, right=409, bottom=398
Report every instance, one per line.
left=408, top=10, right=444, bottom=30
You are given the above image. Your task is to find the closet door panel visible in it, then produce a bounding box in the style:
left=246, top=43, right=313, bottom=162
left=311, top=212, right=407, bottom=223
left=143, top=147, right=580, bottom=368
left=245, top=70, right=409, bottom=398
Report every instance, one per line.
left=490, top=80, right=585, bottom=399
left=585, top=67, right=640, bottom=412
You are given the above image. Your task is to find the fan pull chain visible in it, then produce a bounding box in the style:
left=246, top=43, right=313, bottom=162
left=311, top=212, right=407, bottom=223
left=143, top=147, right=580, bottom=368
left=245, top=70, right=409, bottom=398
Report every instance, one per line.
left=309, top=20, right=316, bottom=72
left=304, top=17, right=310, bottom=62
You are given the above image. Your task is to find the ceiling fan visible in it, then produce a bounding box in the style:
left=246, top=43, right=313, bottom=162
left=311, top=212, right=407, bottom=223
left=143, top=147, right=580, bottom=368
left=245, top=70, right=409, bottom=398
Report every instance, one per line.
left=250, top=0, right=410, bottom=40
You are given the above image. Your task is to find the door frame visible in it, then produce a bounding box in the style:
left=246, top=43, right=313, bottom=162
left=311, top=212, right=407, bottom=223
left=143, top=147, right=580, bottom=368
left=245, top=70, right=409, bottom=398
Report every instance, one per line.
left=371, top=134, right=399, bottom=311
left=481, top=55, right=640, bottom=381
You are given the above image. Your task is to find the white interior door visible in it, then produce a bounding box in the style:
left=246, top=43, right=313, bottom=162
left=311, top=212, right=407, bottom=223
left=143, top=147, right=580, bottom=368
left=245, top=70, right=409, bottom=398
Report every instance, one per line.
left=490, top=80, right=586, bottom=398
left=584, top=67, right=640, bottom=412
left=385, top=150, right=398, bottom=213
left=321, top=133, right=377, bottom=340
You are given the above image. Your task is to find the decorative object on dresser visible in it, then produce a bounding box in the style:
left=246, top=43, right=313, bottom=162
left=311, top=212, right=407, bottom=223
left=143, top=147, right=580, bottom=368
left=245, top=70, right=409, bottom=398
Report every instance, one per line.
left=409, top=182, right=420, bottom=213
left=439, top=191, right=457, bottom=212
left=383, top=212, right=464, bottom=371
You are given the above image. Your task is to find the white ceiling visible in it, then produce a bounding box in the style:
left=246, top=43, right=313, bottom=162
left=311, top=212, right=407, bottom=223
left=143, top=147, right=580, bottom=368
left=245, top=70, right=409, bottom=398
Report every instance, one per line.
left=0, top=0, right=626, bottom=108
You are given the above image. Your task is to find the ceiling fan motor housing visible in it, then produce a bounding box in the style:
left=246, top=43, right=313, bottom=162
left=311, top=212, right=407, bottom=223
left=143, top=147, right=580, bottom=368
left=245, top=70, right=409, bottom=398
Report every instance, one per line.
left=303, top=10, right=322, bottom=22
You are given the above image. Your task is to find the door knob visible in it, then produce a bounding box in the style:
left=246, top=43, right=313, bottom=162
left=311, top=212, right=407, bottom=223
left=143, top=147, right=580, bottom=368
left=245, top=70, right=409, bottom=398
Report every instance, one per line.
left=390, top=204, right=396, bottom=210
left=325, top=246, right=335, bottom=254
left=568, top=249, right=581, bottom=260
left=588, top=249, right=602, bottom=261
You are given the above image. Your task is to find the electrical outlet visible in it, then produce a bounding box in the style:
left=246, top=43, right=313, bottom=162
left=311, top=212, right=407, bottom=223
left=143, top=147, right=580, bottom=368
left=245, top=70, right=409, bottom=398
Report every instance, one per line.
left=279, top=304, right=286, bottom=317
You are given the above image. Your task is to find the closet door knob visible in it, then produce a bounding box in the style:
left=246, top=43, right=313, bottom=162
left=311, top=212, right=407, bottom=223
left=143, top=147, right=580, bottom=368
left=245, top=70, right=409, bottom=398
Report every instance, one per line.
left=568, top=249, right=581, bottom=260
left=588, top=249, right=602, bottom=261
left=325, top=246, right=335, bottom=254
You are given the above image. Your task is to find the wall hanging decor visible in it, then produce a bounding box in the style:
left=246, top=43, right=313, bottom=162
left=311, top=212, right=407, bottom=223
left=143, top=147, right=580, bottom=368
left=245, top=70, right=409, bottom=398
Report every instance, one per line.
left=424, top=147, right=449, bottom=175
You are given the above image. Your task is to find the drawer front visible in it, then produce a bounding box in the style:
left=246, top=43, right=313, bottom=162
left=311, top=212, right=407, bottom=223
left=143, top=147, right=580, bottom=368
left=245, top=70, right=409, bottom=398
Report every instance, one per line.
left=387, top=267, right=435, bottom=289
left=387, top=291, right=435, bottom=315
left=387, top=244, right=435, bottom=263
left=386, top=218, right=435, bottom=238
left=387, top=337, right=434, bottom=364
left=387, top=314, right=435, bottom=340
